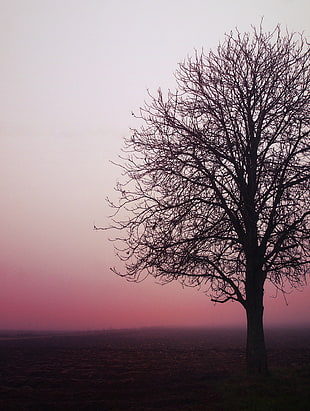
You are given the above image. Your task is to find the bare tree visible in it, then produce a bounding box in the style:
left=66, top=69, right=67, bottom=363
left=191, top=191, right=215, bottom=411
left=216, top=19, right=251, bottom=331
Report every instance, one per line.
left=104, top=25, right=310, bottom=375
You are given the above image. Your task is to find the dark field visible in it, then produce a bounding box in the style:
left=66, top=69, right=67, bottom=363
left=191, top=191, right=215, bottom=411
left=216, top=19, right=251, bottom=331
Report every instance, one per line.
left=0, top=327, right=309, bottom=410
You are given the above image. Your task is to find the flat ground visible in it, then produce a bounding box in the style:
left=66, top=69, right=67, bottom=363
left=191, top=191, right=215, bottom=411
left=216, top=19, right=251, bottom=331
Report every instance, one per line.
left=0, top=327, right=309, bottom=410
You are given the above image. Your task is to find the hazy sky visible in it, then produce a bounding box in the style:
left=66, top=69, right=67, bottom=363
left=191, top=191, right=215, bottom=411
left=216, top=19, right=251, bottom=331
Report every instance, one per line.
left=1, top=0, right=309, bottom=330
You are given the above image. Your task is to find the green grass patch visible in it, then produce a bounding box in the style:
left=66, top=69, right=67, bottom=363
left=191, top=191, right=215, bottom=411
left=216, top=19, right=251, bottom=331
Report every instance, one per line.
left=220, top=366, right=310, bottom=411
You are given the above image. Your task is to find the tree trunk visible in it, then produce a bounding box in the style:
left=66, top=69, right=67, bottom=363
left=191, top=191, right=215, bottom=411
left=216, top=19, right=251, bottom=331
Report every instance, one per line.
left=246, top=290, right=269, bottom=376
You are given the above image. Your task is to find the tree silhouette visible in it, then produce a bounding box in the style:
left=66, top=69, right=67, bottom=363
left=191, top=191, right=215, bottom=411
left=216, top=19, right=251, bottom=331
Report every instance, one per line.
left=105, top=25, right=310, bottom=375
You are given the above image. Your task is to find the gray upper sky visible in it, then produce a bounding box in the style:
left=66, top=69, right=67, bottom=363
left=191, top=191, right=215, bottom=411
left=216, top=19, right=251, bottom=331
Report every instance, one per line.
left=2, top=0, right=309, bottom=137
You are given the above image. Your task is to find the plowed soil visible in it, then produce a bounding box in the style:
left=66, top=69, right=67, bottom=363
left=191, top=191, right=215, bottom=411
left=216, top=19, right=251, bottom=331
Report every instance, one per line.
left=0, top=327, right=309, bottom=410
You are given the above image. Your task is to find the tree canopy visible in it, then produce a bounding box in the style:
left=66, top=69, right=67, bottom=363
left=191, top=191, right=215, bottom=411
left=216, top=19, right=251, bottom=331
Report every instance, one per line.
left=109, top=25, right=309, bottom=300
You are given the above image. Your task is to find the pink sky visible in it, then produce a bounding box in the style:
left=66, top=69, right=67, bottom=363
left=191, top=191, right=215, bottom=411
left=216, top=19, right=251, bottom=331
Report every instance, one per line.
left=0, top=1, right=309, bottom=330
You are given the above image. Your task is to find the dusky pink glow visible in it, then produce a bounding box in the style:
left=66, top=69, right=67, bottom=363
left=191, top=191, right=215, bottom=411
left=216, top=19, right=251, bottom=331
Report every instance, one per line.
left=0, top=1, right=309, bottom=331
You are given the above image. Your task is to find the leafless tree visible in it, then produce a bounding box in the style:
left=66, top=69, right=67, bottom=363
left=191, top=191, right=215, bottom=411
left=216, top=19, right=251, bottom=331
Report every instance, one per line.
left=104, top=25, right=310, bottom=375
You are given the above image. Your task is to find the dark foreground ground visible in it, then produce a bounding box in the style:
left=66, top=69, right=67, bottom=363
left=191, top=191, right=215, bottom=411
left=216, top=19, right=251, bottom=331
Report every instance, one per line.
left=0, top=327, right=309, bottom=410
